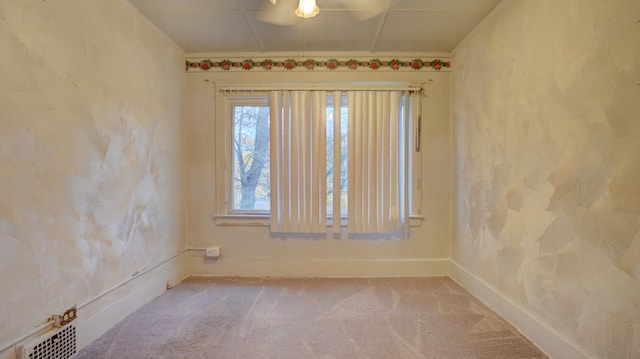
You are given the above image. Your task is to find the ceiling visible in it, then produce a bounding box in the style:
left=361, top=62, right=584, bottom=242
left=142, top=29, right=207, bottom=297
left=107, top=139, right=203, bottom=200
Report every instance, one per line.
left=127, top=0, right=502, bottom=54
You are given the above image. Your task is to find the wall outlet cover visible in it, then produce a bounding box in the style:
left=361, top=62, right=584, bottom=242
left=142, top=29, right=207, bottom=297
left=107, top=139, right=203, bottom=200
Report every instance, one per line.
left=205, top=247, right=221, bottom=258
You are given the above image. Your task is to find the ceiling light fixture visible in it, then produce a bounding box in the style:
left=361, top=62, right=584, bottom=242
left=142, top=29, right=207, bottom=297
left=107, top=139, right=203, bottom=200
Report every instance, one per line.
left=295, top=0, right=319, bottom=18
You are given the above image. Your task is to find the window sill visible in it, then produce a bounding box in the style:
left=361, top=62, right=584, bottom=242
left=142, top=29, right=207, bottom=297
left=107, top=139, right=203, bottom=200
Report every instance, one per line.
left=213, top=214, right=270, bottom=226
left=212, top=215, right=424, bottom=227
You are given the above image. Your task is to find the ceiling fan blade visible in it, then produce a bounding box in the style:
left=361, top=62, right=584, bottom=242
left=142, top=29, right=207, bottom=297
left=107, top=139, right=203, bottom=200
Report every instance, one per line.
left=336, top=0, right=389, bottom=21
left=257, top=0, right=299, bottom=25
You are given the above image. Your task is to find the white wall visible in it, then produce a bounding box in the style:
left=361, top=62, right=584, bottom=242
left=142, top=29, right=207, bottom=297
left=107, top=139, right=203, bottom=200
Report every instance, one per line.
left=0, top=0, right=186, bottom=356
left=185, top=58, right=452, bottom=277
left=452, top=0, right=640, bottom=357
left=15, top=0, right=640, bottom=355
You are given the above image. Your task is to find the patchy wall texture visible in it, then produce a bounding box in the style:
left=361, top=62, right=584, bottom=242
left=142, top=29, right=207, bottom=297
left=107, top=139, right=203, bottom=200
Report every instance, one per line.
left=0, top=0, right=185, bottom=349
left=185, top=64, right=452, bottom=277
left=452, top=0, right=640, bottom=357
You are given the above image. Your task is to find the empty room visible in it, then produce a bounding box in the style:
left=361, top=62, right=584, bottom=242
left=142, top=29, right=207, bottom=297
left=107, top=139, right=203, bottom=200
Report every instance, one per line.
left=1, top=0, right=638, bottom=358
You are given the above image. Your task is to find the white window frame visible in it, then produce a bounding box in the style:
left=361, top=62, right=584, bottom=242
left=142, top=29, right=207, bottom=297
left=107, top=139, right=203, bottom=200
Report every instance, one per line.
left=213, top=86, right=423, bottom=227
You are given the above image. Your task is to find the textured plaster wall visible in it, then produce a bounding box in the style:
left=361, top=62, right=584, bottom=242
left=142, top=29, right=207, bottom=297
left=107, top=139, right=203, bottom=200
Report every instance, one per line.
left=186, top=67, right=452, bottom=274
left=0, top=0, right=185, bottom=348
left=452, top=0, right=640, bottom=357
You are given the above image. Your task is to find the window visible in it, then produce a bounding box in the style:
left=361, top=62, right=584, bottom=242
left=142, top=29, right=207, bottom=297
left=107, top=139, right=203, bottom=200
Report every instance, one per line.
left=230, top=100, right=270, bottom=213
left=227, top=95, right=349, bottom=217
left=216, top=88, right=422, bottom=233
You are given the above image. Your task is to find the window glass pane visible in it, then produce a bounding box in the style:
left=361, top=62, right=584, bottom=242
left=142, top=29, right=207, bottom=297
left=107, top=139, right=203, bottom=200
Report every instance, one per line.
left=232, top=105, right=270, bottom=211
left=325, top=96, right=348, bottom=216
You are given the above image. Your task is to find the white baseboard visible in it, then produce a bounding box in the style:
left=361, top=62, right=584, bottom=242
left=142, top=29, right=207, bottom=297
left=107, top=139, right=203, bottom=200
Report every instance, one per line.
left=75, top=252, right=189, bottom=352
left=0, top=251, right=189, bottom=359
left=449, top=260, right=594, bottom=359
left=3, top=255, right=594, bottom=359
left=188, top=252, right=450, bottom=278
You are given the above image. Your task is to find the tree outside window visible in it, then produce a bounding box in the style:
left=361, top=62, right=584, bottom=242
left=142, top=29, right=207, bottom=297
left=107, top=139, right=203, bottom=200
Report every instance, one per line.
left=232, top=105, right=270, bottom=211
left=231, top=100, right=348, bottom=215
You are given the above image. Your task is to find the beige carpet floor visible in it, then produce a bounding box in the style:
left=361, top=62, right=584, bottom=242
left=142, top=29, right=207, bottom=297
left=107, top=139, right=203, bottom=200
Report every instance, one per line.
left=75, top=277, right=547, bottom=359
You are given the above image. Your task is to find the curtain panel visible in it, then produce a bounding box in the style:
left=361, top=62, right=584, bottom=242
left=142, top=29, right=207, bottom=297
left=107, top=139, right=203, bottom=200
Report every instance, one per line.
left=347, top=91, right=407, bottom=234
left=269, top=90, right=411, bottom=235
left=269, top=91, right=327, bottom=233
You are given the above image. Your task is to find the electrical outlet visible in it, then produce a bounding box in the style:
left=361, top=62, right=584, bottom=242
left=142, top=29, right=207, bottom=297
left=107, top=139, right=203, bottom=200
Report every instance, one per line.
left=52, top=306, right=77, bottom=328
left=205, top=246, right=221, bottom=258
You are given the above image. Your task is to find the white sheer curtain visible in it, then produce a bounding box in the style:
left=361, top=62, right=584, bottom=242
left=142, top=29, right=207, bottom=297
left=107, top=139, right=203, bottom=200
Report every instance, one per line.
left=269, top=91, right=327, bottom=233
left=346, top=91, right=408, bottom=234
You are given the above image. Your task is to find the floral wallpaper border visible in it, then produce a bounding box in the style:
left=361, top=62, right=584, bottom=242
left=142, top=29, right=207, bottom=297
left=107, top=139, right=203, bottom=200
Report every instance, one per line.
left=185, top=58, right=450, bottom=71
